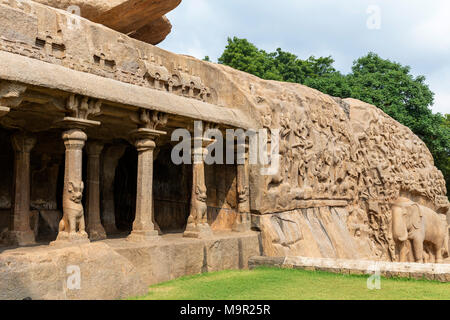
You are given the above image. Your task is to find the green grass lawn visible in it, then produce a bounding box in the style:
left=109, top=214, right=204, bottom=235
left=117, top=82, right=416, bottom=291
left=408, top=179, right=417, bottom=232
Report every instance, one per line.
left=132, top=267, right=450, bottom=300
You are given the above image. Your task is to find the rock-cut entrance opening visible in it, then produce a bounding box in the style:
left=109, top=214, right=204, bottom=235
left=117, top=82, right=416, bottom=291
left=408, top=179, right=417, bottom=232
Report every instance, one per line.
left=113, top=143, right=192, bottom=234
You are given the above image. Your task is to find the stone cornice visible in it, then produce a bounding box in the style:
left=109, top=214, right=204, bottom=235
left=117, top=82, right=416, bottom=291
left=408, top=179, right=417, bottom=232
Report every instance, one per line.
left=0, top=51, right=253, bottom=130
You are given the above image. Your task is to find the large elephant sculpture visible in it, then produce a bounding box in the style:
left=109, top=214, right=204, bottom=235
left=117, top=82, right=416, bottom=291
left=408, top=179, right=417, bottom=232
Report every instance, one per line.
left=391, top=197, right=449, bottom=263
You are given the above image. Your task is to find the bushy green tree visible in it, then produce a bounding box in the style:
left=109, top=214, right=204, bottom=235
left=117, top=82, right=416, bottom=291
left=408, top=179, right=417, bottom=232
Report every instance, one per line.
left=217, top=38, right=450, bottom=194
left=218, top=37, right=337, bottom=82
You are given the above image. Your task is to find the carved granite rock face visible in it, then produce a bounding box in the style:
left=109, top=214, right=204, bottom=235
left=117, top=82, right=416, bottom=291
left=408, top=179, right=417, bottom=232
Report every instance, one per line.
left=211, top=64, right=448, bottom=261
left=0, top=0, right=447, bottom=262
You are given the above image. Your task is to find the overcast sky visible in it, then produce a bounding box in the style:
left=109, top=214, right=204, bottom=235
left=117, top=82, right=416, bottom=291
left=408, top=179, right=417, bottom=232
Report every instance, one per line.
left=160, top=0, right=449, bottom=115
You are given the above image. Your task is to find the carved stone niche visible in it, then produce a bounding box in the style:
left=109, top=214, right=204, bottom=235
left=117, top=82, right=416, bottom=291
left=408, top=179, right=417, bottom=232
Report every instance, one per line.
left=142, top=56, right=170, bottom=90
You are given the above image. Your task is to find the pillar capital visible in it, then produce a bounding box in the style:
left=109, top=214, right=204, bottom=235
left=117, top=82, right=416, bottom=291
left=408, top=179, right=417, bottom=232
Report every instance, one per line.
left=62, top=129, right=87, bottom=151
left=86, top=140, right=104, bottom=157
left=11, top=132, right=36, bottom=153
left=192, top=136, right=215, bottom=164
left=130, top=128, right=166, bottom=152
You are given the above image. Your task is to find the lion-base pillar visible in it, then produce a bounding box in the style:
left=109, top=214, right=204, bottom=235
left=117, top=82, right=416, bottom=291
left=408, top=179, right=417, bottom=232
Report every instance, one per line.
left=184, top=134, right=214, bottom=239
left=52, top=128, right=89, bottom=245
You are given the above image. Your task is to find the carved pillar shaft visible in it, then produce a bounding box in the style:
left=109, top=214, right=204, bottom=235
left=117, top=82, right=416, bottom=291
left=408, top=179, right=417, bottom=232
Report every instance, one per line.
left=233, top=141, right=251, bottom=232
left=63, top=129, right=86, bottom=187
left=101, top=144, right=126, bottom=234
left=135, top=139, right=155, bottom=231
left=128, top=129, right=164, bottom=241
left=8, top=132, right=36, bottom=245
left=190, top=136, right=207, bottom=220
left=86, top=141, right=106, bottom=241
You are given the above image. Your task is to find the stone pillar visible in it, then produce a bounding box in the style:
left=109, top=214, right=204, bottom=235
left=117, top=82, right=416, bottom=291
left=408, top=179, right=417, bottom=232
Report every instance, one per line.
left=8, top=132, right=36, bottom=246
left=86, top=141, right=106, bottom=241
left=53, top=129, right=89, bottom=244
left=101, top=144, right=126, bottom=235
left=233, top=140, right=251, bottom=232
left=184, top=125, right=214, bottom=239
left=128, top=128, right=164, bottom=242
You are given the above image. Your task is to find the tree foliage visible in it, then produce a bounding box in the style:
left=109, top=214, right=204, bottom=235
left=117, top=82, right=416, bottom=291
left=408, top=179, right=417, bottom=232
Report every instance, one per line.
left=218, top=37, right=450, bottom=194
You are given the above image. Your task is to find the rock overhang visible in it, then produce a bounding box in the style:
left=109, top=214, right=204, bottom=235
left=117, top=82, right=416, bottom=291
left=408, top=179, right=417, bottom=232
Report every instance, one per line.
left=32, top=0, right=182, bottom=45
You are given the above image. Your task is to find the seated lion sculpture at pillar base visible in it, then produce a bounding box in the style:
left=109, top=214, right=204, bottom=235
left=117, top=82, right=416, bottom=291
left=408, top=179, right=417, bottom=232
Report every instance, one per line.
left=51, top=181, right=89, bottom=245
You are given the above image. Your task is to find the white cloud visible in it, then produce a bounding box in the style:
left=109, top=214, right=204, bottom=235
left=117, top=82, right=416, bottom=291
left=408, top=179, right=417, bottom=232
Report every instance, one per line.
left=160, top=0, right=450, bottom=114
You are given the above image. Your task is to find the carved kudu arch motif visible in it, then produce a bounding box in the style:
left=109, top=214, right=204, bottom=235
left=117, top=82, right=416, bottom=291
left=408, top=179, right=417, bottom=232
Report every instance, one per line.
left=141, top=58, right=211, bottom=102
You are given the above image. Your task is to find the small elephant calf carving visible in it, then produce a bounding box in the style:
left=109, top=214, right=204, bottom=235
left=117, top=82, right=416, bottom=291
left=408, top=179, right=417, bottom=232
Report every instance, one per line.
left=57, top=181, right=87, bottom=240
left=391, top=197, right=449, bottom=263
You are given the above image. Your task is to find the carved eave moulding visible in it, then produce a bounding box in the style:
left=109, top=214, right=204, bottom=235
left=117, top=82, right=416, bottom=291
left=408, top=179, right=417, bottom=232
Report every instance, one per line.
left=54, top=94, right=102, bottom=129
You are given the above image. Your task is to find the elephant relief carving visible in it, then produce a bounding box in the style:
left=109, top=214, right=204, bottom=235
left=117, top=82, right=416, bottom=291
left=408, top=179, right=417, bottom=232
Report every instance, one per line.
left=391, top=197, right=449, bottom=263
left=57, top=181, right=87, bottom=240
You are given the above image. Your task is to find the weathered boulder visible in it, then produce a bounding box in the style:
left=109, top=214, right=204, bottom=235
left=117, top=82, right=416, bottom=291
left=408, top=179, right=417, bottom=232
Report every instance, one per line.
left=32, top=0, right=125, bottom=20
left=33, top=0, right=181, bottom=44
left=0, top=242, right=146, bottom=300
left=128, top=16, right=172, bottom=47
